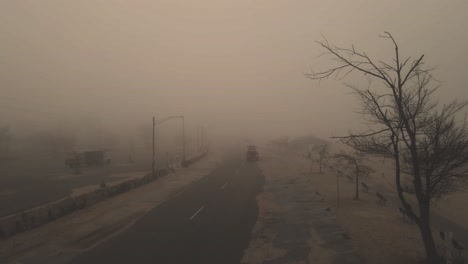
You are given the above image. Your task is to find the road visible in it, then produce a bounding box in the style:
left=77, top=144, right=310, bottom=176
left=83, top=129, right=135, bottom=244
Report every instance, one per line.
left=71, top=154, right=264, bottom=264
left=0, top=159, right=154, bottom=217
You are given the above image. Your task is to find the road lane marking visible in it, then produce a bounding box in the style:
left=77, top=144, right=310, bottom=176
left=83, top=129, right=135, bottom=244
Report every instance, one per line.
left=189, top=206, right=205, bottom=220
left=338, top=250, right=356, bottom=255
left=220, top=182, right=229, bottom=190
left=320, top=217, right=337, bottom=221
left=174, top=189, right=186, bottom=198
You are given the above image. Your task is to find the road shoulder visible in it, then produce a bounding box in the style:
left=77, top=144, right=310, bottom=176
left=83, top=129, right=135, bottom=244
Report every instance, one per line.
left=241, top=149, right=362, bottom=264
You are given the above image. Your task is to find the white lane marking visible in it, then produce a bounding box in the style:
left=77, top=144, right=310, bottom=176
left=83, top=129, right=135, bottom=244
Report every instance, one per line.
left=320, top=217, right=337, bottom=221
left=189, top=206, right=205, bottom=220
left=338, top=250, right=356, bottom=255
left=174, top=189, right=186, bottom=198
left=220, top=182, right=229, bottom=190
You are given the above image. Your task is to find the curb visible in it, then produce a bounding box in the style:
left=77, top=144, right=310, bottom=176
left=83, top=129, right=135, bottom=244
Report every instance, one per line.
left=0, top=167, right=171, bottom=239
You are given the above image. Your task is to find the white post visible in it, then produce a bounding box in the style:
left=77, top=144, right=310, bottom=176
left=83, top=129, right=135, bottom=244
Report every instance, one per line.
left=337, top=173, right=340, bottom=208
left=446, top=231, right=453, bottom=264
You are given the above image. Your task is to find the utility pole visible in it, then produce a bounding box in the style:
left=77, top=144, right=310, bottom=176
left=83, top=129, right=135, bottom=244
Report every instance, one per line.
left=154, top=115, right=186, bottom=163
left=152, top=116, right=155, bottom=178
left=197, top=126, right=200, bottom=153
left=182, top=116, right=186, bottom=162
left=207, top=129, right=209, bottom=151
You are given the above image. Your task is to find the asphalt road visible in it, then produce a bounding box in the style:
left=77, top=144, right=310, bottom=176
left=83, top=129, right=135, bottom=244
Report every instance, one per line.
left=0, top=158, right=154, bottom=217
left=71, top=155, right=264, bottom=264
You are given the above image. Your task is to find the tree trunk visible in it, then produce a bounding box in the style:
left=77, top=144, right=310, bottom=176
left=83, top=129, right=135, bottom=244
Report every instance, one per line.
left=309, top=160, right=313, bottom=174
left=319, top=158, right=322, bottom=173
left=418, top=207, right=439, bottom=263
left=355, top=169, right=359, bottom=199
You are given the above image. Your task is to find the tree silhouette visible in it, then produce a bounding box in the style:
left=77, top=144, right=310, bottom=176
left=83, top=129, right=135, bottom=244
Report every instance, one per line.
left=307, top=32, right=468, bottom=263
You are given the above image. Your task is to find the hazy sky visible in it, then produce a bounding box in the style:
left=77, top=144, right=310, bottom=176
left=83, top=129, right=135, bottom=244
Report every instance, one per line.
left=1, top=0, right=467, bottom=143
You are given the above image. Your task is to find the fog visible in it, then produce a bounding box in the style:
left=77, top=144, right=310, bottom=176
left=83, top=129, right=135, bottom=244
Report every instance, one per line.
left=2, top=2, right=468, bottom=260
left=1, top=0, right=467, bottom=151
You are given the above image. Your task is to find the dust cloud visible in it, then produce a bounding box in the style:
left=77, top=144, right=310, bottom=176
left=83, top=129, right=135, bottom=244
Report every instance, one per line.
left=1, top=0, right=467, bottom=154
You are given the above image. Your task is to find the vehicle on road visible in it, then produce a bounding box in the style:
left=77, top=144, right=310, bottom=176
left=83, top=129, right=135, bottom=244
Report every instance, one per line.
left=246, top=145, right=259, bottom=162
left=65, top=152, right=82, bottom=168
left=65, top=150, right=110, bottom=168
left=83, top=150, right=110, bottom=166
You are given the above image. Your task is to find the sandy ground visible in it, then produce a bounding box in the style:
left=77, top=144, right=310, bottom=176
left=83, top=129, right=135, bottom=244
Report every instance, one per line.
left=312, top=149, right=428, bottom=264
left=0, top=154, right=221, bottom=263
left=242, top=144, right=466, bottom=264
left=241, top=148, right=359, bottom=264
left=280, top=143, right=468, bottom=263
left=310, top=159, right=427, bottom=264
left=434, top=191, right=468, bottom=232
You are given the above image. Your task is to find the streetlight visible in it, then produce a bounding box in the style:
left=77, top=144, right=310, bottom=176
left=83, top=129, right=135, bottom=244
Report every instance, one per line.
left=152, top=116, right=186, bottom=176
left=201, top=125, right=204, bottom=153
left=152, top=116, right=155, bottom=178
left=200, top=125, right=211, bottom=153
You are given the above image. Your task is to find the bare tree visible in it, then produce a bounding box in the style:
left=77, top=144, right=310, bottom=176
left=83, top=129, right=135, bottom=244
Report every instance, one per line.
left=318, top=143, right=329, bottom=174
left=334, top=151, right=372, bottom=200
left=307, top=32, right=468, bottom=263
left=307, top=143, right=330, bottom=174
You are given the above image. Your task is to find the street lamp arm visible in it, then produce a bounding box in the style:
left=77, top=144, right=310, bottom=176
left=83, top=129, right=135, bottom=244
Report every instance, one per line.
left=154, top=116, right=183, bottom=125
left=153, top=115, right=186, bottom=162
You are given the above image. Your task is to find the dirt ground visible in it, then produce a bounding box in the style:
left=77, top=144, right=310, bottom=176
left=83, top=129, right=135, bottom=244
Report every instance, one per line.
left=241, top=144, right=468, bottom=264
left=276, top=144, right=466, bottom=264
left=434, top=191, right=468, bottom=232
left=242, top=148, right=360, bottom=264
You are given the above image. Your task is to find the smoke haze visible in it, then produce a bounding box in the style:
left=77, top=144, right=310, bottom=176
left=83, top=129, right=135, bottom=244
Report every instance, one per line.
left=1, top=0, right=467, bottom=145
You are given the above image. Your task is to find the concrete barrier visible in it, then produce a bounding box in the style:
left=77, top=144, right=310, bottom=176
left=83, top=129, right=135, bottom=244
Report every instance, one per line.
left=0, top=162, right=199, bottom=238
left=0, top=167, right=174, bottom=239
left=181, top=152, right=208, bottom=168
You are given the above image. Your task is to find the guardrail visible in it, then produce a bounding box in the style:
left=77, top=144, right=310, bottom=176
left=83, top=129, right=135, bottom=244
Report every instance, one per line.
left=0, top=151, right=210, bottom=239
left=0, top=168, right=171, bottom=238
left=181, top=151, right=208, bottom=168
